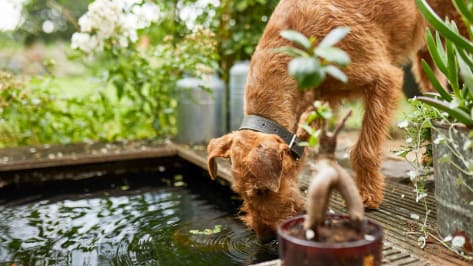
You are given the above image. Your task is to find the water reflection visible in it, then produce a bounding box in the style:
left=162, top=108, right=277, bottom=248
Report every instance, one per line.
left=0, top=176, right=278, bottom=265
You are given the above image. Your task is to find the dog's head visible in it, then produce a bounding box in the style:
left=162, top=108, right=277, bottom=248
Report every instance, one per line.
left=207, top=130, right=297, bottom=196
left=207, top=130, right=304, bottom=240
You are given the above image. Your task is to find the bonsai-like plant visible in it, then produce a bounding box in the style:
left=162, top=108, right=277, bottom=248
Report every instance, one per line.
left=278, top=26, right=369, bottom=238
left=303, top=108, right=366, bottom=238
left=396, top=0, right=473, bottom=259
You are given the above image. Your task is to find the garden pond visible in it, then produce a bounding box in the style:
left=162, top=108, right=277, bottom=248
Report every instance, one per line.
left=0, top=160, right=278, bottom=265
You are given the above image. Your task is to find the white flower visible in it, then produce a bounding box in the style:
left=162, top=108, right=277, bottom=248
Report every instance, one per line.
left=410, top=213, right=420, bottom=220
left=406, top=137, right=413, bottom=143
left=305, top=229, right=315, bottom=240
left=398, top=120, right=409, bottom=129
left=416, top=192, right=428, bottom=202
left=407, top=170, right=417, bottom=181
left=71, top=0, right=161, bottom=54
left=448, top=98, right=459, bottom=109
left=418, top=236, right=426, bottom=248
left=452, top=236, right=466, bottom=249
left=433, top=134, right=446, bottom=145
left=463, top=140, right=472, bottom=151
left=71, top=32, right=99, bottom=53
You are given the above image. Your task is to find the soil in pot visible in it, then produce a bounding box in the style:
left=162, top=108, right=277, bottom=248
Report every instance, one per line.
left=287, top=215, right=365, bottom=243
left=278, top=214, right=383, bottom=266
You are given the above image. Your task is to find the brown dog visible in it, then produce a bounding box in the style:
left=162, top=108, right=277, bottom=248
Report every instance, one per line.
left=207, top=0, right=463, bottom=239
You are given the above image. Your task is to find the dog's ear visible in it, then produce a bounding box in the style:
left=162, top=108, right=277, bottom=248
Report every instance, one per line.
left=207, top=133, right=234, bottom=179
left=247, top=141, right=287, bottom=192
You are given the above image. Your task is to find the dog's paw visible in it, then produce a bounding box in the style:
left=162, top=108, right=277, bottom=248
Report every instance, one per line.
left=359, top=190, right=383, bottom=209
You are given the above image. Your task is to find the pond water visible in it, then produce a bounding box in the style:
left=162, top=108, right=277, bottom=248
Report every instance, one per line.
left=0, top=162, right=278, bottom=265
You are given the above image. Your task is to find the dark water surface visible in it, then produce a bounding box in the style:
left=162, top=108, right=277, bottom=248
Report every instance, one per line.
left=0, top=162, right=278, bottom=265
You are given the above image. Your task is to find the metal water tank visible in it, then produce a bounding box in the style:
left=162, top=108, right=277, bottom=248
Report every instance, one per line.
left=175, top=75, right=226, bottom=144
left=229, top=61, right=250, bottom=131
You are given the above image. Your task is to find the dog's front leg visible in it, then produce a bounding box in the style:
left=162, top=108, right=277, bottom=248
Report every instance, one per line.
left=349, top=64, right=403, bottom=209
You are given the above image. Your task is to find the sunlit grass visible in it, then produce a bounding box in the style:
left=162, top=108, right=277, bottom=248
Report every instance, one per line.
left=339, top=97, right=414, bottom=138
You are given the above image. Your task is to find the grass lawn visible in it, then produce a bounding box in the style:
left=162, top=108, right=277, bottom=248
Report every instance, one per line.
left=340, top=97, right=414, bottom=138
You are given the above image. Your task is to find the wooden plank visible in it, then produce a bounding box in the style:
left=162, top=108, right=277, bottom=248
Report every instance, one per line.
left=182, top=145, right=471, bottom=266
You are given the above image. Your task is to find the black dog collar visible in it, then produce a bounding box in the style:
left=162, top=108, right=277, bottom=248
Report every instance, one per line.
left=239, top=115, right=304, bottom=159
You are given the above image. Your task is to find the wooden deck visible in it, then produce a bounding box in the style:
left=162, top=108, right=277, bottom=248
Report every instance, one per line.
left=0, top=140, right=471, bottom=265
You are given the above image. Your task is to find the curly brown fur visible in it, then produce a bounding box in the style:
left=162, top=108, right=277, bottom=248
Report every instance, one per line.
left=207, top=0, right=464, bottom=239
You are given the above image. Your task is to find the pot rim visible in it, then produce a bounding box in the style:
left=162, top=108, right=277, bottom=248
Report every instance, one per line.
left=277, top=214, right=383, bottom=249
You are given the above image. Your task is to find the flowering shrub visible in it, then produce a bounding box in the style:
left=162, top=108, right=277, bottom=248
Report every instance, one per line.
left=71, top=0, right=160, bottom=53
left=71, top=0, right=220, bottom=139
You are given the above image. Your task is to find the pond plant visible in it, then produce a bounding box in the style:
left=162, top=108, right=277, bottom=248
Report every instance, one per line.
left=397, top=0, right=473, bottom=259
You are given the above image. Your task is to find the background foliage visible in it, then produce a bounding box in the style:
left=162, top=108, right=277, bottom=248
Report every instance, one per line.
left=0, top=0, right=279, bottom=147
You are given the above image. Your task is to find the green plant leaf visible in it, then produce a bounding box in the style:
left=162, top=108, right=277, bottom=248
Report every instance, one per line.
left=453, top=0, right=473, bottom=26
left=421, top=60, right=452, bottom=101
left=299, top=123, right=316, bottom=135
left=273, top=46, right=309, bottom=58
left=457, top=49, right=473, bottom=94
left=445, top=38, right=460, bottom=96
left=288, top=57, right=325, bottom=89
left=422, top=92, right=442, bottom=99
left=416, top=0, right=473, bottom=54
left=417, top=96, right=473, bottom=125
left=425, top=29, right=447, bottom=75
left=325, top=65, right=348, bottom=83
left=318, top=26, right=350, bottom=48
left=280, top=30, right=312, bottom=50
left=315, top=46, right=350, bottom=66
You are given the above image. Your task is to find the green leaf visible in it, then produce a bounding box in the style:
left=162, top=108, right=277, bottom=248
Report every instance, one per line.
left=453, top=0, right=473, bottom=26
left=299, top=124, right=316, bottom=135
left=422, top=92, right=441, bottom=98
left=298, top=141, right=311, bottom=147
left=273, top=46, right=309, bottom=58
left=280, top=30, right=312, bottom=50
left=425, top=29, right=447, bottom=75
left=315, top=46, right=350, bottom=66
left=325, top=65, right=348, bottom=83
left=421, top=59, right=452, bottom=101
left=288, top=57, right=325, bottom=89
left=318, top=26, right=350, bottom=48
left=416, top=0, right=473, bottom=53
left=457, top=49, right=473, bottom=94
left=417, top=96, right=473, bottom=125
left=445, top=38, right=460, bottom=96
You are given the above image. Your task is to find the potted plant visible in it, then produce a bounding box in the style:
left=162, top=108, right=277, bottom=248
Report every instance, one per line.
left=276, top=30, right=383, bottom=266
left=397, top=0, right=473, bottom=258
left=277, top=107, right=384, bottom=266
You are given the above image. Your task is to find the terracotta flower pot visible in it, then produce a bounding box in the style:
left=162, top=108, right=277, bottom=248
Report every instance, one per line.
left=278, top=214, right=383, bottom=266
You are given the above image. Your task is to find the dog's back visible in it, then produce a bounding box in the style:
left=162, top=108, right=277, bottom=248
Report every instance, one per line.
left=244, top=0, right=461, bottom=208
left=207, top=0, right=463, bottom=238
